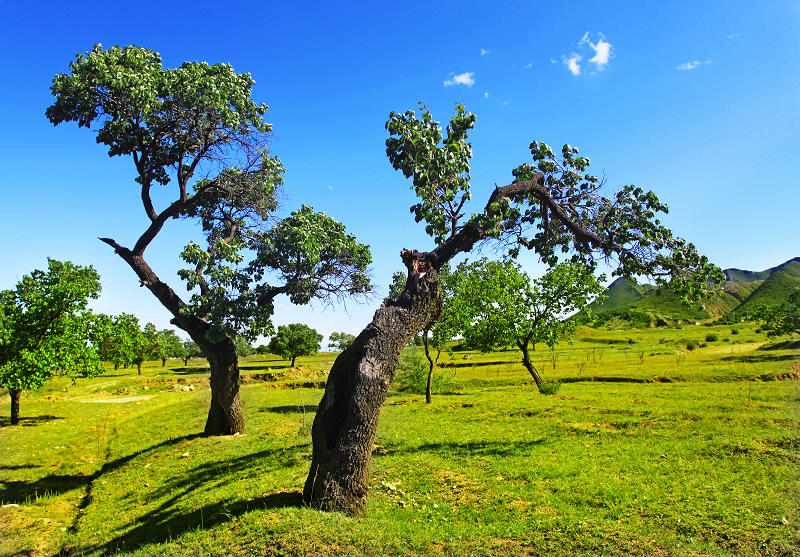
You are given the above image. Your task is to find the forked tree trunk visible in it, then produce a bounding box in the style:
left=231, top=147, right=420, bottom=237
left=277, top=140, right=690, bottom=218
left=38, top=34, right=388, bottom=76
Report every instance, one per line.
left=518, top=339, right=544, bottom=393
left=303, top=250, right=443, bottom=515
left=10, top=389, right=21, bottom=425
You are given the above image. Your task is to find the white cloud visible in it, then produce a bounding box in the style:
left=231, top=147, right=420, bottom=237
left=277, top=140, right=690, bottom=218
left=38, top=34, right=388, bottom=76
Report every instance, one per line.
left=727, top=33, right=740, bottom=39
left=524, top=61, right=533, bottom=69
left=443, top=72, right=476, bottom=87
left=484, top=91, right=489, bottom=98
left=550, top=58, right=557, bottom=64
left=481, top=48, right=490, bottom=56
left=563, top=53, right=582, bottom=76
left=327, top=184, right=333, bottom=190
left=676, top=60, right=711, bottom=71
left=579, top=32, right=613, bottom=70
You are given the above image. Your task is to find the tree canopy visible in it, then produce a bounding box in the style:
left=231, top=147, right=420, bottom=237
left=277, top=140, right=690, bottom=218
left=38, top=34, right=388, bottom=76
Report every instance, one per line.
left=0, top=259, right=103, bottom=424
left=451, top=258, right=604, bottom=392
left=328, top=332, right=356, bottom=352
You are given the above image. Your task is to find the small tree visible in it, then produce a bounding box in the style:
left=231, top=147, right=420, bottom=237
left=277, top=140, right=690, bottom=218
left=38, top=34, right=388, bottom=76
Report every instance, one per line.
left=268, top=324, right=323, bottom=367
left=329, top=332, right=356, bottom=352
left=233, top=335, right=254, bottom=358
left=754, top=287, right=800, bottom=338
left=452, top=259, right=604, bottom=393
left=149, top=328, right=184, bottom=367
left=182, top=339, right=204, bottom=365
left=0, top=259, right=103, bottom=424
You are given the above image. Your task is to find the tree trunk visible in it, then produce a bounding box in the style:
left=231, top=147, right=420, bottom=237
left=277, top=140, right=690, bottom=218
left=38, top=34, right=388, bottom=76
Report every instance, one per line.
left=183, top=358, right=189, bottom=366
left=422, top=329, right=434, bottom=404
left=517, top=339, right=544, bottom=393
left=137, top=362, right=142, bottom=375
left=100, top=238, right=246, bottom=436
left=10, top=390, right=21, bottom=425
left=303, top=250, right=442, bottom=515
left=161, top=358, right=167, bottom=367
left=202, top=337, right=245, bottom=435
left=291, top=355, right=297, bottom=368
left=114, top=363, right=119, bottom=370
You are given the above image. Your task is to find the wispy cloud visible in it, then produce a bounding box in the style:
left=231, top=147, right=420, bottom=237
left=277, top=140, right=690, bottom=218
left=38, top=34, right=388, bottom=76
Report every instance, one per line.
left=726, top=33, right=740, bottom=39
left=563, top=53, right=582, bottom=76
left=484, top=91, right=489, bottom=98
left=481, top=48, right=490, bottom=56
left=327, top=184, right=333, bottom=190
left=562, top=32, right=613, bottom=76
left=524, top=61, right=533, bottom=69
left=444, top=71, right=475, bottom=87
left=676, top=60, right=711, bottom=71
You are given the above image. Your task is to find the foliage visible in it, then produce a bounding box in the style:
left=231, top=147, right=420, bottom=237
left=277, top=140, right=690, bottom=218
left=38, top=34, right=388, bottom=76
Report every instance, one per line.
left=754, top=287, right=800, bottom=337
left=0, top=259, right=103, bottom=398
left=233, top=335, right=254, bottom=357
left=47, top=44, right=372, bottom=346
left=182, top=339, right=203, bottom=361
left=385, top=104, right=723, bottom=301
left=148, top=328, right=185, bottom=365
left=453, top=259, right=604, bottom=352
left=328, top=331, right=356, bottom=351
left=394, top=349, right=457, bottom=395
left=268, top=323, right=323, bottom=366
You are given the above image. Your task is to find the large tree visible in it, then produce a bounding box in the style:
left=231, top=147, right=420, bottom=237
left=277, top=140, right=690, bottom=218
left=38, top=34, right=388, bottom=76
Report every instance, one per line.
left=452, top=258, right=604, bottom=393
left=302, top=104, right=722, bottom=515
left=0, top=259, right=103, bottom=425
left=47, top=45, right=371, bottom=435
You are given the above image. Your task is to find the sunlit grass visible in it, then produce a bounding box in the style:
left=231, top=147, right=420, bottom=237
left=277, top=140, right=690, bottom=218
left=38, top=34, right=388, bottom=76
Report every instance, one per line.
left=1, top=324, right=798, bottom=556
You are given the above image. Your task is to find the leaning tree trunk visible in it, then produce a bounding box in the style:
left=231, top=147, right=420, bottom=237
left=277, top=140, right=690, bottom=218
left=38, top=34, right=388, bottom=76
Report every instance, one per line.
left=518, top=339, right=544, bottom=393
left=9, top=389, right=21, bottom=425
left=100, top=238, right=246, bottom=436
left=303, top=250, right=443, bottom=515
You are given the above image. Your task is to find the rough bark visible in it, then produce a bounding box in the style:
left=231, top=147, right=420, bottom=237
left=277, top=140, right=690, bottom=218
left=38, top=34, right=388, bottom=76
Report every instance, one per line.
left=99, top=237, right=244, bottom=435
left=303, top=250, right=442, bottom=515
left=10, top=389, right=21, bottom=425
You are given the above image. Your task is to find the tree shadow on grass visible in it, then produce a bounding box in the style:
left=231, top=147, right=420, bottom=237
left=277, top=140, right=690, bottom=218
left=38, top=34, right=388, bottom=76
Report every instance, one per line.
left=263, top=404, right=319, bottom=414
left=239, top=363, right=292, bottom=371
left=0, top=415, right=63, bottom=428
left=722, top=353, right=799, bottom=363
left=71, top=445, right=306, bottom=555
left=374, top=439, right=547, bottom=458
left=759, top=339, right=800, bottom=351
left=169, top=367, right=210, bottom=375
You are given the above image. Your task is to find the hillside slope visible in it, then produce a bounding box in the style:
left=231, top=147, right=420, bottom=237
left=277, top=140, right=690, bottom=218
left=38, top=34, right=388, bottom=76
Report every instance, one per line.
left=732, top=261, right=800, bottom=316
left=723, top=257, right=800, bottom=283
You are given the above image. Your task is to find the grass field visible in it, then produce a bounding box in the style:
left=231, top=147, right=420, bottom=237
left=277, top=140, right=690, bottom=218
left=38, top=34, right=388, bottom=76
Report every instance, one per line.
left=1, top=323, right=798, bottom=556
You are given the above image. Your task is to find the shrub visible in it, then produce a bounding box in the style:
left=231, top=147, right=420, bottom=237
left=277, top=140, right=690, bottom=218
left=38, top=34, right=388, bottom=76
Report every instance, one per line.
left=731, top=329, right=739, bottom=335
left=394, top=349, right=457, bottom=395
left=539, top=381, right=562, bottom=395
left=705, top=334, right=718, bottom=342
left=686, top=342, right=696, bottom=351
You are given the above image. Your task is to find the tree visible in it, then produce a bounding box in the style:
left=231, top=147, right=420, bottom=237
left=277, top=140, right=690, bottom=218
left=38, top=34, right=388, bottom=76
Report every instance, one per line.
left=149, top=328, right=184, bottom=367
left=328, top=332, right=356, bottom=352
left=302, top=104, right=722, bottom=515
left=0, top=259, right=103, bottom=424
left=452, top=259, right=604, bottom=393
left=268, top=324, right=323, bottom=367
left=755, top=287, right=800, bottom=338
left=233, top=335, right=254, bottom=357
left=182, top=339, right=204, bottom=365
left=48, top=45, right=371, bottom=435
left=91, top=313, right=145, bottom=370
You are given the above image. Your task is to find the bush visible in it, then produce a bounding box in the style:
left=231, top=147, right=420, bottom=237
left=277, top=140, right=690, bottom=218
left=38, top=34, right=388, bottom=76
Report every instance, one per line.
left=731, top=329, right=739, bottom=335
left=539, top=381, right=561, bottom=395
left=394, top=349, right=457, bottom=395
left=686, top=342, right=696, bottom=351
left=705, top=334, right=718, bottom=342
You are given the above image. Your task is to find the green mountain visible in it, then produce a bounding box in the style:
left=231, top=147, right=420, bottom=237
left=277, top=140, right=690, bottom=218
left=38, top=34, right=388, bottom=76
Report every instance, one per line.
left=732, top=261, right=800, bottom=316
left=580, top=258, right=799, bottom=328
left=723, top=257, right=800, bottom=283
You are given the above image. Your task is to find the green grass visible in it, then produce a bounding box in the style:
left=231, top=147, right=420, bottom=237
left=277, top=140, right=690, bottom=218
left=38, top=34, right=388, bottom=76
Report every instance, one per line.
left=1, top=324, right=798, bottom=556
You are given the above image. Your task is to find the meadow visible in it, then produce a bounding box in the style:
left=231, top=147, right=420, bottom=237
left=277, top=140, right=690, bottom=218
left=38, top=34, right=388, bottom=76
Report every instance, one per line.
left=1, top=322, right=798, bottom=556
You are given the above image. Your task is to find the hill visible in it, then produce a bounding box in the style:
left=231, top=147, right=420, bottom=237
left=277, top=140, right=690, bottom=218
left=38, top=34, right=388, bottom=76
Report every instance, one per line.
left=723, top=257, right=800, bottom=282
left=732, top=260, right=800, bottom=316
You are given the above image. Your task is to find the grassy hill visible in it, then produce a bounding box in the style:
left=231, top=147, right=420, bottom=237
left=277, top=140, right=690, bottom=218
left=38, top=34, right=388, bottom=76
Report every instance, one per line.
left=733, top=260, right=800, bottom=316
left=723, top=256, right=800, bottom=282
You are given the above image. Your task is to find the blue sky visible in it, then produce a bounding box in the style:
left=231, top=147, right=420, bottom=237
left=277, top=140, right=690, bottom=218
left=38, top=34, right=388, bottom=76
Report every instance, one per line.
left=1, top=1, right=798, bottom=344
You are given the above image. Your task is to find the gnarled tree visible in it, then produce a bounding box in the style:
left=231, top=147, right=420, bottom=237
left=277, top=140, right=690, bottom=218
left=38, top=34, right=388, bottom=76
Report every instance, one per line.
left=47, top=45, right=371, bottom=435
left=303, top=104, right=723, bottom=515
